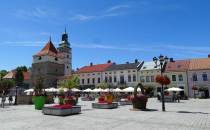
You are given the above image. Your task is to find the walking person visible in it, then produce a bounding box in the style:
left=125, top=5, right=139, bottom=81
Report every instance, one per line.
left=9, top=95, right=13, bottom=105
left=1, top=91, right=6, bottom=108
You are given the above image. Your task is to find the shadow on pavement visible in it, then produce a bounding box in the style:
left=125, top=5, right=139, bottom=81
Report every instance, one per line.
left=177, top=111, right=210, bottom=114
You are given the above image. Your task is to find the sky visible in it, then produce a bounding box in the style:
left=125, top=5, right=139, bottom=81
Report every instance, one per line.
left=1, top=0, right=210, bottom=71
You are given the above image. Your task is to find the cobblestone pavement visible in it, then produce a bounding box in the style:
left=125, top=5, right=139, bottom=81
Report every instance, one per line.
left=0, top=98, right=210, bottom=130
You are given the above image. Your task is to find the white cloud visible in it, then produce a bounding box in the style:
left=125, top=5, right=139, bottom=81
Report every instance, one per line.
left=71, top=4, right=131, bottom=21
left=106, top=5, right=131, bottom=13
left=71, top=14, right=96, bottom=21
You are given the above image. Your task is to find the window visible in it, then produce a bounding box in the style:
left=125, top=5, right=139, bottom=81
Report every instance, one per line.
left=140, top=76, right=145, bottom=82
left=114, top=76, right=117, bottom=82
left=151, top=76, right=154, bottom=82
left=121, top=71, right=123, bottom=73
left=98, top=78, right=100, bottom=83
left=92, top=78, right=95, bottom=84
left=128, top=70, right=130, bottom=73
left=146, top=76, right=150, bottom=82
left=133, top=70, right=136, bottom=72
left=193, top=74, right=197, bottom=81
left=202, top=73, right=208, bottom=81
left=55, top=69, right=58, bottom=72
left=133, top=75, right=136, bottom=82
left=128, top=75, right=131, bottom=82
left=82, top=79, right=84, bottom=84
left=38, top=56, right=42, bottom=60
left=120, top=75, right=124, bottom=83
left=105, top=77, right=108, bottom=83
left=172, top=75, right=176, bottom=81
left=67, top=55, right=69, bottom=58
left=87, top=78, right=90, bottom=84
left=109, top=72, right=112, bottom=74
left=55, top=57, right=58, bottom=61
left=109, top=76, right=112, bottom=83
left=67, top=66, right=69, bottom=68
left=178, top=74, right=183, bottom=81
left=92, top=73, right=95, bottom=75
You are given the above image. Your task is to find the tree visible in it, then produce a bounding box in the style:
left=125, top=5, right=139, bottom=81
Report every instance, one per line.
left=97, top=82, right=109, bottom=89
left=34, top=76, right=44, bottom=96
left=58, top=75, right=80, bottom=90
left=0, top=70, right=7, bottom=80
left=15, top=68, right=24, bottom=86
left=16, top=66, right=27, bottom=72
left=0, top=80, right=15, bottom=93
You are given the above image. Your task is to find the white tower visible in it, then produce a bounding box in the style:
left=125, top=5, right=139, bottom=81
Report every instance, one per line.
left=57, top=28, right=72, bottom=75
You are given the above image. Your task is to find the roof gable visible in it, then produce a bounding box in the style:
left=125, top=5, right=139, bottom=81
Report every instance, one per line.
left=36, top=40, right=58, bottom=57
left=165, top=60, right=190, bottom=72
left=77, top=63, right=113, bottom=73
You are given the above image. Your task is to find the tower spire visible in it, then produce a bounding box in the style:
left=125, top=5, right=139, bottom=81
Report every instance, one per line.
left=64, top=26, right=67, bottom=34
left=49, top=35, right=51, bottom=42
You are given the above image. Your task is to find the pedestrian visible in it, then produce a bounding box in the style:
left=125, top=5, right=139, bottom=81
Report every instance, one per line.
left=9, top=95, right=13, bottom=105
left=177, top=93, right=180, bottom=103
left=1, top=91, right=6, bottom=108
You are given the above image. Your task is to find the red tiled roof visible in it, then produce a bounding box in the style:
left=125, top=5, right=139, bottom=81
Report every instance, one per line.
left=77, top=63, right=113, bottom=73
left=189, top=58, right=210, bottom=70
left=165, top=60, right=190, bottom=72
left=3, top=71, right=30, bottom=80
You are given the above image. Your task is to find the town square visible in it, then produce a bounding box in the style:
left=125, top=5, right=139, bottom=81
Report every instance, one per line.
left=0, top=0, right=210, bottom=130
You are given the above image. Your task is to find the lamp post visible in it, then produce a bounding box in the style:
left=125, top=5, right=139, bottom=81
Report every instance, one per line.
left=153, top=55, right=168, bottom=111
left=14, top=86, right=19, bottom=105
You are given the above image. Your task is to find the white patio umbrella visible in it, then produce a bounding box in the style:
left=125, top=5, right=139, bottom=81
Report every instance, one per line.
left=113, top=88, right=123, bottom=92
left=58, top=88, right=69, bottom=92
left=83, top=88, right=92, bottom=92
left=92, top=88, right=102, bottom=93
left=24, top=89, right=34, bottom=93
left=45, top=87, right=58, bottom=92
left=123, top=87, right=134, bottom=92
left=166, top=87, right=184, bottom=92
left=71, top=88, right=81, bottom=92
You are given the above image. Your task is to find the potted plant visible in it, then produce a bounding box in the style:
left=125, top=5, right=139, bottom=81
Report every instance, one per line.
left=58, top=75, right=80, bottom=105
left=132, top=83, right=148, bottom=110
left=33, top=76, right=45, bottom=110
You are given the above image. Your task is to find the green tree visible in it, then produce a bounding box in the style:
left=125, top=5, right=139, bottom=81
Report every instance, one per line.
left=0, top=70, right=7, bottom=80
left=16, top=66, right=28, bottom=72
left=0, top=80, right=15, bottom=93
left=58, top=75, right=80, bottom=89
left=97, top=82, right=109, bottom=89
left=34, top=76, right=44, bottom=96
left=15, top=68, right=24, bottom=86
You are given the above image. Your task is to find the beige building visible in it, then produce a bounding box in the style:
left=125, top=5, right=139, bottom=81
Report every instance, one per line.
left=103, top=60, right=142, bottom=88
left=138, top=61, right=161, bottom=95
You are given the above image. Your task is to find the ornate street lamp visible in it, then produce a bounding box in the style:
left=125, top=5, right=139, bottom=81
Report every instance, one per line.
left=14, top=86, right=19, bottom=105
left=153, top=55, right=168, bottom=111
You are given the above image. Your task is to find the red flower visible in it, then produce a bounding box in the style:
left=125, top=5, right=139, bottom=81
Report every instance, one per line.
left=51, top=104, right=72, bottom=109
left=156, top=75, right=171, bottom=85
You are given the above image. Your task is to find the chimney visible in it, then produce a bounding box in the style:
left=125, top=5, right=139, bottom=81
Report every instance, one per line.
left=170, top=58, right=174, bottom=62
left=90, top=62, right=93, bottom=66
left=135, top=59, right=138, bottom=63
left=208, top=54, right=210, bottom=58
left=107, top=60, right=111, bottom=63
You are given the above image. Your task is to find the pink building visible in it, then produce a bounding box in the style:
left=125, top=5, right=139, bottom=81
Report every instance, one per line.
left=188, top=58, right=210, bottom=98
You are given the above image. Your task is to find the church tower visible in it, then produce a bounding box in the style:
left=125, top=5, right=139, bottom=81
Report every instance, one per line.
left=57, top=28, right=72, bottom=75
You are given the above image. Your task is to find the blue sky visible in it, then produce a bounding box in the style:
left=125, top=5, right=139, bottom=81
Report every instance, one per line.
left=1, top=0, right=210, bottom=71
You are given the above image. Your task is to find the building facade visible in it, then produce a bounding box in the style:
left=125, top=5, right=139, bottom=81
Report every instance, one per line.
left=76, top=62, right=113, bottom=89
left=104, top=60, right=142, bottom=88
left=188, top=58, right=210, bottom=98
left=164, top=60, right=190, bottom=97
left=31, top=30, right=72, bottom=88
left=138, top=61, right=161, bottom=95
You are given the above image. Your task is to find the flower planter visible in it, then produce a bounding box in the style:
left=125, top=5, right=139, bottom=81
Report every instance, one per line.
left=33, top=96, right=45, bottom=110
left=42, top=105, right=81, bottom=116
left=132, top=95, right=148, bottom=110
left=92, top=102, right=118, bottom=109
